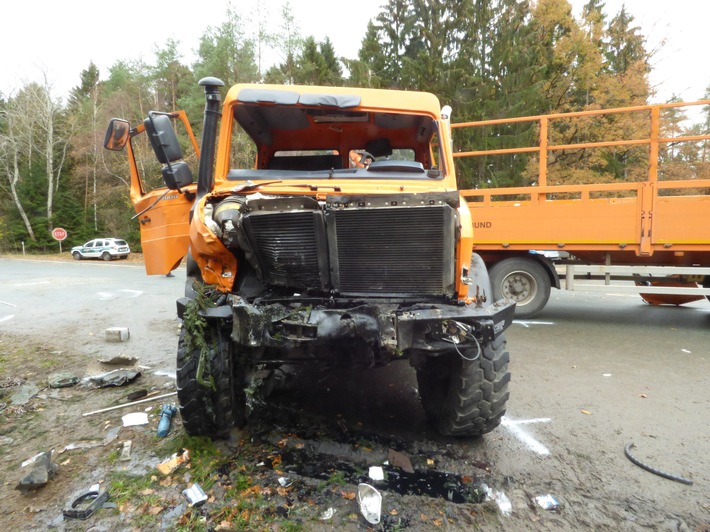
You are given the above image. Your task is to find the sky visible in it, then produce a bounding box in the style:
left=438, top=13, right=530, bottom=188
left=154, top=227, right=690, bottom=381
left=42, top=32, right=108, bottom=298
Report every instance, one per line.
left=1, top=0, right=708, bottom=112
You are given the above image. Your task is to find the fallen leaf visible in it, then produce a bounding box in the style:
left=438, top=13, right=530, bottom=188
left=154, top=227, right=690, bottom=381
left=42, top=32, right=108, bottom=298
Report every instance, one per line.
left=426, top=458, right=435, bottom=466
left=389, top=509, right=399, bottom=516
left=388, top=448, right=415, bottom=474
left=639, top=393, right=648, bottom=398
left=420, top=513, right=429, bottom=521
left=148, top=506, right=163, bottom=515
left=581, top=410, right=592, bottom=415
left=140, top=488, right=155, bottom=496
left=340, top=491, right=356, bottom=500
left=433, top=518, right=443, bottom=527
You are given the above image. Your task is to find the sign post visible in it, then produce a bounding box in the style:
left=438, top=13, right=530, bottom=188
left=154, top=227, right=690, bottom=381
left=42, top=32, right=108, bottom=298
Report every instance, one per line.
left=52, top=227, right=68, bottom=253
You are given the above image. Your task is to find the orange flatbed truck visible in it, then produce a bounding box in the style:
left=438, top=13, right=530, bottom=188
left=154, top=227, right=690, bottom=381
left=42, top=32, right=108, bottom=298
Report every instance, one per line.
left=453, top=100, right=710, bottom=318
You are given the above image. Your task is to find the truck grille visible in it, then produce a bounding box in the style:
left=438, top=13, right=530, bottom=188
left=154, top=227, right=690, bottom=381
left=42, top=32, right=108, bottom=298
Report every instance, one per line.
left=240, top=194, right=457, bottom=297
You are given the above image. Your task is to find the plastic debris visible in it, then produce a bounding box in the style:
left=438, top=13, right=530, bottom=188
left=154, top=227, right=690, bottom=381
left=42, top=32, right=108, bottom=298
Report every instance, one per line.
left=491, top=490, right=512, bottom=516
left=59, top=441, right=102, bottom=453
left=87, top=369, right=141, bottom=388
left=319, top=507, right=336, bottom=520
left=278, top=477, right=292, bottom=488
left=10, top=383, right=39, bottom=405
left=368, top=466, right=385, bottom=482
left=157, top=404, right=177, bottom=437
left=183, top=483, right=208, bottom=506
left=535, top=494, right=559, bottom=510
left=157, top=449, right=190, bottom=475
left=48, top=373, right=80, bottom=388
left=122, top=412, right=149, bottom=427
left=105, top=327, right=130, bottom=342
left=357, top=483, right=382, bottom=525
left=63, top=490, right=113, bottom=520
left=119, top=440, right=132, bottom=461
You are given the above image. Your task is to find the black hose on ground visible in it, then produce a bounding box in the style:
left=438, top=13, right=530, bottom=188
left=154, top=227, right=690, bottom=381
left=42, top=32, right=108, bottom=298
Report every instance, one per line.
left=624, top=443, right=693, bottom=485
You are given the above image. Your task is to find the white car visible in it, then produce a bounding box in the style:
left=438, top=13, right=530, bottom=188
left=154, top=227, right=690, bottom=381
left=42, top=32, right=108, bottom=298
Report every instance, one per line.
left=71, top=238, right=131, bottom=261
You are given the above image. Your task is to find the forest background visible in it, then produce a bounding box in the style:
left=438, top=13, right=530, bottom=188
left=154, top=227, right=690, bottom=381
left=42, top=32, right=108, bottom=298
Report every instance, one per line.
left=1, top=0, right=708, bottom=252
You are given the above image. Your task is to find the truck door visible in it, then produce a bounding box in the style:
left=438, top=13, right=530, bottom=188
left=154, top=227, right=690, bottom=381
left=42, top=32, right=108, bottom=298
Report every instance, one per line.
left=104, top=113, right=200, bottom=275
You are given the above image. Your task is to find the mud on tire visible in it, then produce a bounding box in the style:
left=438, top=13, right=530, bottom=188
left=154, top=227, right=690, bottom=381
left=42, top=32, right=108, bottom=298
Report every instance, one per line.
left=416, top=335, right=510, bottom=437
left=176, top=323, right=245, bottom=438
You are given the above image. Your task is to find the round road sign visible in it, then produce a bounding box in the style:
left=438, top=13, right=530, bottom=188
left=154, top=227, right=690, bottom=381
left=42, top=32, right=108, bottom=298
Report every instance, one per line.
left=52, top=227, right=68, bottom=241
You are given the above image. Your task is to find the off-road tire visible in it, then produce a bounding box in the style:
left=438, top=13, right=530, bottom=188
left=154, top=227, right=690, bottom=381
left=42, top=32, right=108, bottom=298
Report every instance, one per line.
left=416, top=335, right=510, bottom=437
left=101, top=252, right=112, bottom=261
left=176, top=323, right=245, bottom=438
left=72, top=251, right=82, bottom=260
left=489, top=257, right=550, bottom=318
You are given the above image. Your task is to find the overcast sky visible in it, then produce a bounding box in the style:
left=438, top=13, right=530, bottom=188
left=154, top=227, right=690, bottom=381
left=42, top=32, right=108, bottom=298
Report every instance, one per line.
left=2, top=0, right=708, bottom=112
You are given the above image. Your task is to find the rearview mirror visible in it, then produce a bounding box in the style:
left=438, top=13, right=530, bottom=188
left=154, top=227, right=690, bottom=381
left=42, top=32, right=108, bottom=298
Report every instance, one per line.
left=103, top=118, right=130, bottom=151
left=144, top=113, right=183, bottom=164
left=162, top=161, right=193, bottom=190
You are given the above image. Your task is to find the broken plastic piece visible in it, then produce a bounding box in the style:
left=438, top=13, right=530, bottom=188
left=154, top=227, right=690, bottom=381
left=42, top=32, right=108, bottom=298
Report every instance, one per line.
left=87, top=369, right=141, bottom=388
left=491, top=490, right=512, bottom=516
left=182, top=483, right=207, bottom=506
left=357, top=483, right=382, bottom=525
left=119, top=440, right=132, bottom=461
left=63, top=490, right=110, bottom=520
left=368, top=466, right=385, bottom=482
left=319, top=507, right=336, bottom=520
left=534, top=494, right=559, bottom=510
left=157, top=449, right=190, bottom=475
left=278, top=477, right=292, bottom=488
left=122, top=412, right=149, bottom=427
left=48, top=373, right=80, bottom=388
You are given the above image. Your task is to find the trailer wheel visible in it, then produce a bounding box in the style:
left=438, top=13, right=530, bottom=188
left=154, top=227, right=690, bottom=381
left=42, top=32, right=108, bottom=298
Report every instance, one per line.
left=416, top=335, right=510, bottom=437
left=176, top=323, right=246, bottom=438
left=490, top=258, right=550, bottom=318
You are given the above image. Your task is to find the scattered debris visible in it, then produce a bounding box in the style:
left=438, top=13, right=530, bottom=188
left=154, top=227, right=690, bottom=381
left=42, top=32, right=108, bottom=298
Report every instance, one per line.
left=119, top=440, right=132, bottom=461
left=534, top=494, right=560, bottom=511
left=125, top=389, right=148, bottom=401
left=122, top=412, right=149, bottom=427
left=183, top=483, right=208, bottom=506
left=624, top=442, right=693, bottom=485
left=10, top=383, right=39, bottom=405
left=82, top=391, right=177, bottom=417
left=357, top=483, right=382, bottom=525
left=102, top=426, right=121, bottom=445
left=388, top=448, right=415, bottom=474
left=16, top=451, right=57, bottom=492
left=99, top=354, right=138, bottom=365
left=63, top=490, right=113, bottom=520
left=277, top=477, right=292, bottom=488
left=157, top=404, right=177, bottom=437
left=580, top=409, right=592, bottom=415
left=490, top=490, right=512, bottom=516
left=48, top=372, right=80, bottom=388
left=105, top=327, right=130, bottom=342
left=319, top=507, right=336, bottom=520
left=157, top=449, right=190, bottom=475
left=59, top=441, right=102, bottom=453
left=368, top=466, right=385, bottom=482
left=86, top=369, right=141, bottom=388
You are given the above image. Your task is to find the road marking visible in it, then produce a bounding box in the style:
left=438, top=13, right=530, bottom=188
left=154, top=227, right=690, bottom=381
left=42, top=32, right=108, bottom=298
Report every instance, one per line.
left=501, top=416, right=551, bottom=456
left=120, top=289, right=143, bottom=298
left=0, top=315, right=15, bottom=323
left=513, top=320, right=555, bottom=328
left=12, top=281, right=50, bottom=287
left=0, top=301, right=17, bottom=307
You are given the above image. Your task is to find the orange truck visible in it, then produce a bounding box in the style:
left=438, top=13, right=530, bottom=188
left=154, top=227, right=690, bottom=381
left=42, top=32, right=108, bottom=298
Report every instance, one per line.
left=453, top=101, right=710, bottom=317
left=104, top=80, right=514, bottom=439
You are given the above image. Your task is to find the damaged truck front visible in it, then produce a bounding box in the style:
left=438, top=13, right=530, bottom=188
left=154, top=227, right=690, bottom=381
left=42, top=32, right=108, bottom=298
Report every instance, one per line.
left=105, top=78, right=515, bottom=438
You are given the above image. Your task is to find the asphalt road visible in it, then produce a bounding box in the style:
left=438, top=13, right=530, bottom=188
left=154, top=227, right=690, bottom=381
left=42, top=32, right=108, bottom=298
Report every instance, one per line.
left=2, top=257, right=709, bottom=528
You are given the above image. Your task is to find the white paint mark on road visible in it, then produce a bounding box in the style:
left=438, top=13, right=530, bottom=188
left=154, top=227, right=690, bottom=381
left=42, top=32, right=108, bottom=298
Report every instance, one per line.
left=0, top=315, right=16, bottom=323
left=97, top=292, right=118, bottom=301
left=0, top=301, right=17, bottom=307
left=501, top=416, right=551, bottom=456
left=120, top=289, right=143, bottom=298
left=12, top=281, right=50, bottom=287
left=513, top=320, right=555, bottom=328
left=681, top=349, right=691, bottom=353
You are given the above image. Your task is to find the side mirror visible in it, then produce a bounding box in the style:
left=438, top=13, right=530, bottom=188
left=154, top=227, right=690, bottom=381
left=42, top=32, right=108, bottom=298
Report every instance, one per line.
left=144, top=114, right=183, bottom=163
left=103, top=119, right=130, bottom=151
left=162, top=161, right=193, bottom=190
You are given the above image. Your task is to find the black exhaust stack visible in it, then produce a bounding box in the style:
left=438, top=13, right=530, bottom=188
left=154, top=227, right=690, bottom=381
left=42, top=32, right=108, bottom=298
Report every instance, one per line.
left=197, top=77, right=225, bottom=200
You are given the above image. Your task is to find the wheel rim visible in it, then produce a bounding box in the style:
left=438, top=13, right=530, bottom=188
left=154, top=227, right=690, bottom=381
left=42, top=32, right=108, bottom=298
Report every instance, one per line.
left=501, top=270, right=537, bottom=305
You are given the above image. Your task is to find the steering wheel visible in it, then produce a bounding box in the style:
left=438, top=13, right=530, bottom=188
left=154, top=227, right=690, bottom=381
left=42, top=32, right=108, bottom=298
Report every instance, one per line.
left=349, top=150, right=376, bottom=168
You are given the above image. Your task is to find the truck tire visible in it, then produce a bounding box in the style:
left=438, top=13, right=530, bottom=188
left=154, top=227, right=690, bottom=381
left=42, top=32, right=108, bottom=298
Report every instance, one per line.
left=416, top=335, right=510, bottom=437
left=176, top=323, right=245, bottom=438
left=704, top=276, right=710, bottom=303
left=489, top=257, right=550, bottom=318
